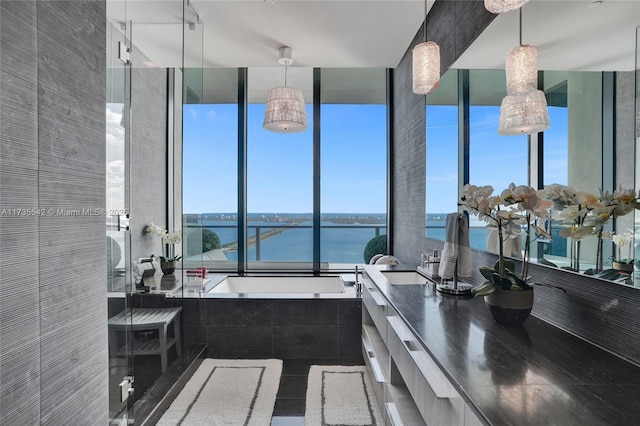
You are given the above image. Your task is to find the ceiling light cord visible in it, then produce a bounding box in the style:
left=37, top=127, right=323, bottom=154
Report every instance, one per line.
left=519, top=7, right=523, bottom=46
left=424, top=0, right=427, bottom=43
left=284, top=63, right=288, bottom=87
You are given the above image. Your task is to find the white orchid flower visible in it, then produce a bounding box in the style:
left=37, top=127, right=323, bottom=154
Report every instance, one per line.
left=559, top=225, right=593, bottom=240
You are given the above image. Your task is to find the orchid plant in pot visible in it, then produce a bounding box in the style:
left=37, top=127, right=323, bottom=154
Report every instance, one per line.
left=143, top=222, right=182, bottom=274
left=611, top=229, right=634, bottom=273
left=459, top=183, right=551, bottom=326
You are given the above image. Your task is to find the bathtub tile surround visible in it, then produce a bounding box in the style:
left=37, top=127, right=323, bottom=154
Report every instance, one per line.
left=207, top=326, right=274, bottom=359
left=203, top=299, right=362, bottom=360
left=274, top=326, right=339, bottom=359
left=206, top=298, right=274, bottom=327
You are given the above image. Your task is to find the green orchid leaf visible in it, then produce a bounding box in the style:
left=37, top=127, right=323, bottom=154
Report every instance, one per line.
left=492, top=273, right=513, bottom=290
left=505, top=270, right=532, bottom=290
left=493, top=258, right=516, bottom=274
left=471, top=280, right=498, bottom=297
left=479, top=266, right=496, bottom=280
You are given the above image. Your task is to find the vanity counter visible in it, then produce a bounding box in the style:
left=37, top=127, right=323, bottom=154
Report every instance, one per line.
left=363, top=265, right=640, bottom=425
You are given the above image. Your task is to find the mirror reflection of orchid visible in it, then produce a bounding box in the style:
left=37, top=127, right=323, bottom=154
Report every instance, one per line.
left=545, top=184, right=638, bottom=272
left=612, top=229, right=634, bottom=265
left=459, top=183, right=552, bottom=296
left=143, top=222, right=182, bottom=262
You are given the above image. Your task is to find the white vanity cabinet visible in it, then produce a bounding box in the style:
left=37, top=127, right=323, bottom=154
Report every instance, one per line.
left=361, top=272, right=484, bottom=426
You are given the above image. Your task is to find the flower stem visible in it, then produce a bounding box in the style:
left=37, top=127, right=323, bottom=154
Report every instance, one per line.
left=596, top=230, right=603, bottom=273
left=522, top=214, right=531, bottom=280
left=498, top=219, right=505, bottom=277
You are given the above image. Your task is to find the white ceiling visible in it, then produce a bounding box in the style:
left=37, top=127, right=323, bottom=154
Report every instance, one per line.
left=108, top=0, right=431, bottom=69
left=107, top=0, right=639, bottom=103
left=108, top=0, right=639, bottom=71
left=453, top=0, right=640, bottom=72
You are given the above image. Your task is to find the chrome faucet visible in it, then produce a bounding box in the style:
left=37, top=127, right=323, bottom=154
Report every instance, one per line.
left=354, top=265, right=362, bottom=295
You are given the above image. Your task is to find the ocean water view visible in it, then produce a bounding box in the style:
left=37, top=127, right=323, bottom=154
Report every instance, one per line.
left=184, top=213, right=489, bottom=263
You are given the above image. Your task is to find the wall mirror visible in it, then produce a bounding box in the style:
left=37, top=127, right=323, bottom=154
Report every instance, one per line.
left=425, top=1, right=639, bottom=288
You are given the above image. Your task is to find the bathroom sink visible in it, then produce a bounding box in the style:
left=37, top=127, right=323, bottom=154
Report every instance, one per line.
left=381, top=271, right=430, bottom=285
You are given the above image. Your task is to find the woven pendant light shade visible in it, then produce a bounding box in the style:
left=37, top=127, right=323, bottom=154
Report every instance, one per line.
left=412, top=41, right=440, bottom=95
left=484, top=0, right=529, bottom=14
left=505, top=44, right=538, bottom=94
left=498, top=90, right=550, bottom=135
left=263, top=87, right=307, bottom=133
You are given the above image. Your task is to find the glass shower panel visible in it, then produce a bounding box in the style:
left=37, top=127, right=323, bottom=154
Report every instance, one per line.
left=106, top=1, right=134, bottom=423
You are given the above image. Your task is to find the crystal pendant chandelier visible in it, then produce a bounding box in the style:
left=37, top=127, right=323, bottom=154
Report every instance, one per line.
left=498, top=90, right=549, bottom=135
left=412, top=0, right=440, bottom=94
left=498, top=7, right=549, bottom=135
left=484, top=0, right=529, bottom=14
left=263, top=47, right=308, bottom=133
left=505, top=44, right=538, bottom=94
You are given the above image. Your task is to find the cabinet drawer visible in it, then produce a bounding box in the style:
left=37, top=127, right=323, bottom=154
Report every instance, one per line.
left=362, top=337, right=386, bottom=413
left=363, top=278, right=389, bottom=344
left=387, top=315, right=465, bottom=425
left=387, top=315, right=457, bottom=399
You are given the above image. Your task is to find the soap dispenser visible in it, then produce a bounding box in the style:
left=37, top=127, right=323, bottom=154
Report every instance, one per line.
left=426, top=250, right=440, bottom=278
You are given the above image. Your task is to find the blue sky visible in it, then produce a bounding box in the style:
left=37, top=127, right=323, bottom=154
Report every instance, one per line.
left=183, top=102, right=567, bottom=215
left=183, top=103, right=387, bottom=214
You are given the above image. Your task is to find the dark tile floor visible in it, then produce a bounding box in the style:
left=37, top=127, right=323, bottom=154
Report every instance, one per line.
left=271, top=358, right=364, bottom=426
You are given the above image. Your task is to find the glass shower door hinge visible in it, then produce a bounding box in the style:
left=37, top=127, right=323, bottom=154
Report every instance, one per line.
left=119, top=376, right=134, bottom=402
left=118, top=42, right=131, bottom=65
left=117, top=214, right=130, bottom=232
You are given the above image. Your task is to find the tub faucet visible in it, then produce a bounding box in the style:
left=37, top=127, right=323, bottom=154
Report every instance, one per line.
left=354, top=266, right=362, bottom=295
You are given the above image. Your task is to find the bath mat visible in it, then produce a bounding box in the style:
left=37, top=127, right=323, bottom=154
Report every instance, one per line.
left=157, top=358, right=282, bottom=426
left=305, top=365, right=383, bottom=426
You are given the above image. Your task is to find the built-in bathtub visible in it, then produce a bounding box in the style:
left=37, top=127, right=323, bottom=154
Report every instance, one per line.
left=208, top=275, right=347, bottom=295
left=198, top=275, right=362, bottom=359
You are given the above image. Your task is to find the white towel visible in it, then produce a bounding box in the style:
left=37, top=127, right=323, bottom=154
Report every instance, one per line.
left=438, top=213, right=472, bottom=279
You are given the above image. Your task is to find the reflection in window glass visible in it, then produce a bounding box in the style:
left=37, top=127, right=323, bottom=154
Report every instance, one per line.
left=320, top=69, right=387, bottom=268
left=541, top=71, right=604, bottom=269
left=543, top=73, right=569, bottom=259
left=183, top=68, right=238, bottom=270
left=426, top=70, right=458, bottom=241
left=543, top=72, right=569, bottom=187
left=469, top=70, right=528, bottom=251
left=247, top=68, right=313, bottom=269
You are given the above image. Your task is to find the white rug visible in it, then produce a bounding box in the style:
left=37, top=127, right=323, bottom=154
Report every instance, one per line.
left=157, top=358, right=283, bottom=426
left=305, top=365, right=383, bottom=426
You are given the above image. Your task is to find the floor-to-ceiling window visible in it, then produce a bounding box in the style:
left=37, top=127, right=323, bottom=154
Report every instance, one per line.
left=320, top=68, right=387, bottom=268
left=182, top=68, right=238, bottom=270
left=468, top=70, right=529, bottom=251
left=246, top=67, right=314, bottom=270
left=425, top=69, right=458, bottom=241
left=183, top=67, right=388, bottom=272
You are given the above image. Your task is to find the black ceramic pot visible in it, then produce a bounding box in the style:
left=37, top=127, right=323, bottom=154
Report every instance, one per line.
left=484, top=288, right=533, bottom=326
left=161, top=260, right=177, bottom=275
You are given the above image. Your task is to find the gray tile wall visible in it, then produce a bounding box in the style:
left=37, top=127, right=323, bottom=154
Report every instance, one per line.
left=392, top=3, right=640, bottom=365
left=0, top=2, right=41, bottom=424
left=0, top=1, right=108, bottom=424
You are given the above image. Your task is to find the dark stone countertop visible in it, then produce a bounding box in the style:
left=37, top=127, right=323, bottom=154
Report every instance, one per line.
left=363, top=265, right=640, bottom=426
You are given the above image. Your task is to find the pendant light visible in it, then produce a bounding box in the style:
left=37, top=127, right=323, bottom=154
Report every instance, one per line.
left=263, top=47, right=308, bottom=133
left=505, top=44, right=538, bottom=94
left=484, top=0, right=530, bottom=14
left=498, top=7, right=549, bottom=135
left=412, top=0, right=440, bottom=94
left=498, top=90, right=549, bottom=135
